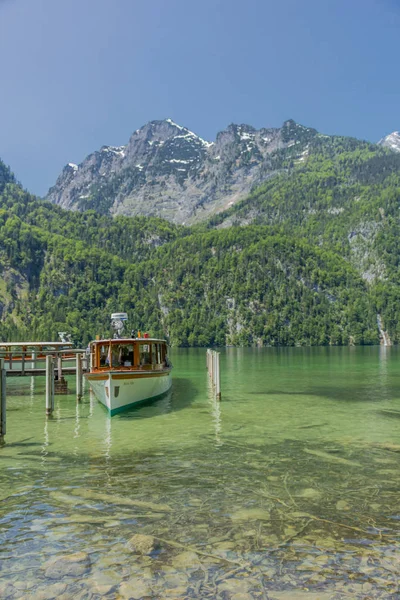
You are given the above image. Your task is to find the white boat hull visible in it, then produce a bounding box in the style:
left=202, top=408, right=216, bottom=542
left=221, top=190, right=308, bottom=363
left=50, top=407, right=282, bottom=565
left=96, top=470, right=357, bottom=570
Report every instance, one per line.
left=86, top=370, right=172, bottom=415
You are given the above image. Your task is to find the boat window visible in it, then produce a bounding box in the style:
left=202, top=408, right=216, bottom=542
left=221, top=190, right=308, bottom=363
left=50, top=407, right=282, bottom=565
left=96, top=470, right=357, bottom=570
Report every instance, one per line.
left=155, top=343, right=161, bottom=364
left=111, top=344, right=134, bottom=367
left=139, top=344, right=151, bottom=366
left=151, top=343, right=157, bottom=365
left=123, top=344, right=134, bottom=366
left=99, top=345, right=108, bottom=367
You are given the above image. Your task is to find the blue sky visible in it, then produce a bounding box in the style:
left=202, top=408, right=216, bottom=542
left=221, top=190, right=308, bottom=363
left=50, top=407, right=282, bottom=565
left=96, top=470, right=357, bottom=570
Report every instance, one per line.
left=0, top=0, right=399, bottom=195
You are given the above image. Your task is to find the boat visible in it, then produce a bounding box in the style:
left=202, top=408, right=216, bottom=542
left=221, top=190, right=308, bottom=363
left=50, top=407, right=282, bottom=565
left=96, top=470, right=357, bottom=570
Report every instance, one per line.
left=85, top=313, right=172, bottom=415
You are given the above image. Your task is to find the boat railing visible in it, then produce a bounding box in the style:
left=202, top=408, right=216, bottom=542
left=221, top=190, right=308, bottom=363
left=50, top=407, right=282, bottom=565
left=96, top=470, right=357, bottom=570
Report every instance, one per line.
left=90, top=362, right=167, bottom=373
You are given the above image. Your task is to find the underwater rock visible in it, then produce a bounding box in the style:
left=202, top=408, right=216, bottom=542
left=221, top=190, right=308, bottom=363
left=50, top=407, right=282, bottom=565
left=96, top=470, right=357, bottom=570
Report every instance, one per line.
left=218, top=577, right=252, bottom=595
left=87, top=569, right=120, bottom=595
left=171, top=551, right=201, bottom=570
left=230, top=508, right=270, bottom=522
left=214, top=541, right=236, bottom=551
left=297, top=488, right=322, bottom=500
left=163, top=571, right=189, bottom=595
left=0, top=582, right=15, bottom=598
left=43, top=552, right=91, bottom=579
left=27, top=583, right=67, bottom=599
left=127, top=534, right=158, bottom=555
left=336, top=499, right=350, bottom=511
left=119, top=577, right=152, bottom=599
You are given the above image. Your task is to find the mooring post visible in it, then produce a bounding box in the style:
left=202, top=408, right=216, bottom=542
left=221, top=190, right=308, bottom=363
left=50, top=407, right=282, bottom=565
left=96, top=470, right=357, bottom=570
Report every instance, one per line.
left=76, top=353, right=83, bottom=401
left=46, top=355, right=54, bottom=416
left=57, top=353, right=63, bottom=382
left=216, top=352, right=221, bottom=400
left=0, top=359, right=6, bottom=445
left=213, top=351, right=217, bottom=386
left=31, top=349, right=37, bottom=370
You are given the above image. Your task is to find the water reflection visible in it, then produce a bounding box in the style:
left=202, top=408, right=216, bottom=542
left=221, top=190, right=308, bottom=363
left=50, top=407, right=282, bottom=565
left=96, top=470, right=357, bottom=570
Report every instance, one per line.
left=207, top=370, right=222, bottom=447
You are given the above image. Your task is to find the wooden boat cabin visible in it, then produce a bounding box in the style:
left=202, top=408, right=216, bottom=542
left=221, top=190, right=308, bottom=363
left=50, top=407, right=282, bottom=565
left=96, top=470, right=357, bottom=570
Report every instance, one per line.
left=89, top=338, right=170, bottom=373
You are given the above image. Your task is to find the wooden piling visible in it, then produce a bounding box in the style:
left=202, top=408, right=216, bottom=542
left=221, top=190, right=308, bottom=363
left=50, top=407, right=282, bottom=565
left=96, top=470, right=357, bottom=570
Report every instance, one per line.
left=46, top=355, right=54, bottom=416
left=55, top=352, right=68, bottom=394
left=57, top=354, right=62, bottom=382
left=0, top=359, right=6, bottom=445
left=216, top=352, right=221, bottom=399
left=31, top=349, right=37, bottom=369
left=76, top=353, right=83, bottom=401
left=206, top=349, right=221, bottom=400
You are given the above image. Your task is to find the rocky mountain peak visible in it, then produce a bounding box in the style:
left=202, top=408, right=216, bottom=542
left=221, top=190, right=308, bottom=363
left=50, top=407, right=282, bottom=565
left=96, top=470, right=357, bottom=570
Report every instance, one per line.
left=46, top=118, right=320, bottom=223
left=378, top=131, right=400, bottom=153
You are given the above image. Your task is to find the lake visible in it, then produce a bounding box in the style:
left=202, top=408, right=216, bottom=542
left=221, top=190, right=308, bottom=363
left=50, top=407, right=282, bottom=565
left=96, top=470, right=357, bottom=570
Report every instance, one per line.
left=1, top=347, right=400, bottom=599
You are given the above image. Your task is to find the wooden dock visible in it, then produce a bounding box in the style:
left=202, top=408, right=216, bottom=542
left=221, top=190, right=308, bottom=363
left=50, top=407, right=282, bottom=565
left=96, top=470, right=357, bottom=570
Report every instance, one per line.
left=0, top=347, right=88, bottom=445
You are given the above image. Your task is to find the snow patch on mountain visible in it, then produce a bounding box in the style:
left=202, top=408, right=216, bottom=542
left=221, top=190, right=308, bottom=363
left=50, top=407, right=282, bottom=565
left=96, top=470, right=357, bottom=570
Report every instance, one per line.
left=378, top=131, right=400, bottom=153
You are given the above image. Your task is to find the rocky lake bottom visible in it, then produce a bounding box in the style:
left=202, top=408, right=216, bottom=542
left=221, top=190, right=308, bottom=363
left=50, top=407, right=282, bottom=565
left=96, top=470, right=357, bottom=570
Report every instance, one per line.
left=1, top=347, right=400, bottom=599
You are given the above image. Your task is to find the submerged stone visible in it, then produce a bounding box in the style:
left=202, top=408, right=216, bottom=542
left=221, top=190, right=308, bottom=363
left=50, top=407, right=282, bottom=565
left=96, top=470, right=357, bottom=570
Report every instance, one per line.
left=171, top=551, right=201, bottom=569
left=127, top=534, right=158, bottom=555
left=297, top=488, right=322, bottom=500
left=28, top=583, right=68, bottom=599
left=119, top=577, right=152, bottom=599
left=218, top=578, right=252, bottom=595
left=43, top=552, right=90, bottom=579
left=230, top=508, right=270, bottom=521
left=336, top=499, right=350, bottom=510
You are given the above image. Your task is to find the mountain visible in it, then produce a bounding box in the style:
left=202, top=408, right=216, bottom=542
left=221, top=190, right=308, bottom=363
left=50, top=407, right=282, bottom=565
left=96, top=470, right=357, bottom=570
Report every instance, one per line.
left=3, top=118, right=400, bottom=346
left=46, top=118, right=318, bottom=223
left=378, top=131, right=400, bottom=153
left=0, top=179, right=378, bottom=346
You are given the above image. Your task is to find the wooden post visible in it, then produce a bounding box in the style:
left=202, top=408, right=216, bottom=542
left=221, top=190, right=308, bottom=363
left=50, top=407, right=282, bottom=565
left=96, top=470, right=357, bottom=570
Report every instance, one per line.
left=76, top=353, right=83, bottom=401
left=57, top=354, right=63, bottom=382
left=213, top=351, right=216, bottom=386
left=31, top=349, right=37, bottom=370
left=0, top=359, right=6, bottom=445
left=54, top=352, right=68, bottom=394
left=216, top=352, right=221, bottom=400
left=21, top=351, right=25, bottom=376
left=46, top=355, right=54, bottom=416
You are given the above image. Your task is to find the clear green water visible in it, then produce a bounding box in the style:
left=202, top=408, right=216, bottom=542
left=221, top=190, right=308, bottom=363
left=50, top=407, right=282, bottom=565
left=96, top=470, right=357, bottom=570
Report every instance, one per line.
left=1, top=347, right=400, bottom=599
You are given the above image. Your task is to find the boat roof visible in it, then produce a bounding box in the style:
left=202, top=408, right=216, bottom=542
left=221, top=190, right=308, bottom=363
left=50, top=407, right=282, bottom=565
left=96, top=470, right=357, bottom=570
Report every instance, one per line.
left=91, top=338, right=168, bottom=344
left=0, top=341, right=73, bottom=348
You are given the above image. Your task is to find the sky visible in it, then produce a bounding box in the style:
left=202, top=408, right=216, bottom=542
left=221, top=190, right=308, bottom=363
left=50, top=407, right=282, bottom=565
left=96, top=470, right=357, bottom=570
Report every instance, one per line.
left=0, top=0, right=400, bottom=196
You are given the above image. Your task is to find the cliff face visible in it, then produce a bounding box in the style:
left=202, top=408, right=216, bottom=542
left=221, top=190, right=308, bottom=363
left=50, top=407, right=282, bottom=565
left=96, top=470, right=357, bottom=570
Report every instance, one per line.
left=46, top=118, right=317, bottom=223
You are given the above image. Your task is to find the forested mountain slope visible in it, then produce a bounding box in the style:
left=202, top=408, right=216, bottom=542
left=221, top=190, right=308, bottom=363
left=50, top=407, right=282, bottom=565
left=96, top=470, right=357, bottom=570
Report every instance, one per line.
left=209, top=137, right=400, bottom=282
left=0, top=160, right=383, bottom=346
